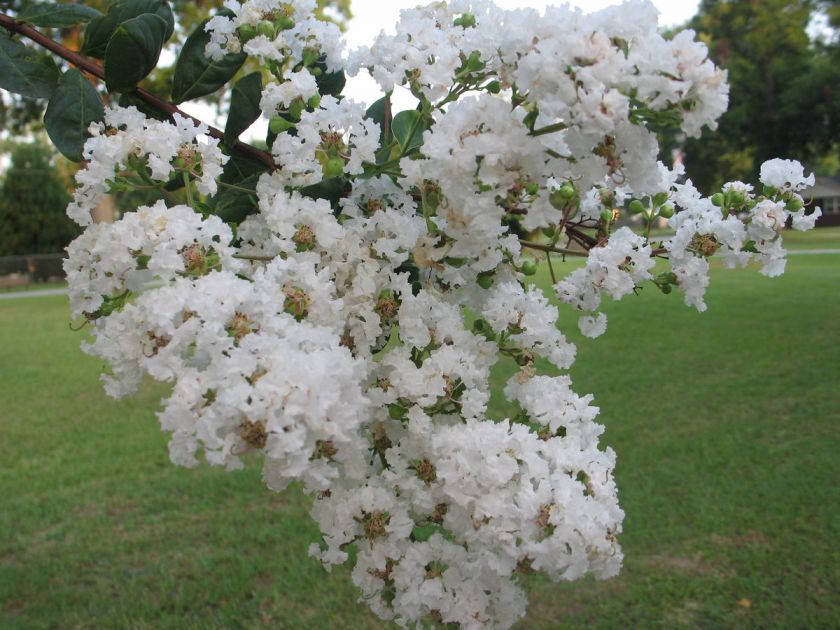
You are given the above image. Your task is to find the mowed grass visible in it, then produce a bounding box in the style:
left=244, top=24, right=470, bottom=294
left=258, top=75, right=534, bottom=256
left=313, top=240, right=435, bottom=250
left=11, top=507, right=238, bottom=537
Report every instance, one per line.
left=1, top=252, right=839, bottom=628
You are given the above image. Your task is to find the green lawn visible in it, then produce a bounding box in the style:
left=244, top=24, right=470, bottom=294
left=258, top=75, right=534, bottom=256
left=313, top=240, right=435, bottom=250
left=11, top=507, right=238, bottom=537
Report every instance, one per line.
left=1, top=253, right=838, bottom=629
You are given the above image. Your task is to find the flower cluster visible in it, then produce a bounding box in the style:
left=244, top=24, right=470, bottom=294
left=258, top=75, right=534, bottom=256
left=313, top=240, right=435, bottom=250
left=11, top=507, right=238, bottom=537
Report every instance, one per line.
left=63, top=1, right=820, bottom=627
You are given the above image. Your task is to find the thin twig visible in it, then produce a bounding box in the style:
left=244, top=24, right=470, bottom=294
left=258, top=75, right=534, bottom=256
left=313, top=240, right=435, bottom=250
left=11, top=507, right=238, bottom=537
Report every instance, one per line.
left=0, top=13, right=276, bottom=171
left=234, top=253, right=277, bottom=261
left=519, top=241, right=589, bottom=257
left=546, top=251, right=557, bottom=283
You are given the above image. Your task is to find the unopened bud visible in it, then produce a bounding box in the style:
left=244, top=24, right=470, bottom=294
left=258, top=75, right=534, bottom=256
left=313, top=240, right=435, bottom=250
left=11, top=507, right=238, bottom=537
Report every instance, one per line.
left=324, top=157, right=345, bottom=178
left=520, top=261, right=537, bottom=276
left=486, top=80, right=501, bottom=94
left=238, top=24, right=257, bottom=42
left=628, top=200, right=645, bottom=215
left=454, top=12, right=476, bottom=28
left=269, top=116, right=295, bottom=134
left=786, top=196, right=804, bottom=212
left=658, top=204, right=675, bottom=219
left=653, top=192, right=669, bottom=207
left=477, top=273, right=494, bottom=289
left=274, top=15, right=295, bottom=30
left=711, top=193, right=725, bottom=207
left=257, top=20, right=275, bottom=38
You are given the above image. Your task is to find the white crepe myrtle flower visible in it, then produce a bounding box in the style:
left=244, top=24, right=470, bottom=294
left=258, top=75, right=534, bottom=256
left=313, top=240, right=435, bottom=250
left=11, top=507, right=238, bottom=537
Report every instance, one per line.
left=67, top=107, right=227, bottom=226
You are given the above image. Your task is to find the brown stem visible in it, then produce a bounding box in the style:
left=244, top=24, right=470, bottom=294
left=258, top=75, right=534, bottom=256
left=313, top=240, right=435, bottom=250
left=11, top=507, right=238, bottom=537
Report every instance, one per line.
left=0, top=12, right=276, bottom=172
left=519, top=241, right=589, bottom=258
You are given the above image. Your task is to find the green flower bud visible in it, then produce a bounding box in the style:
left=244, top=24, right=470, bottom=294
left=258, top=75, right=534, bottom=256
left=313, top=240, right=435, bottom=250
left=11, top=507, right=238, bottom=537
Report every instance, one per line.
left=257, top=20, right=275, bottom=39
left=477, top=273, right=494, bottom=290
left=658, top=204, right=675, bottom=219
left=559, top=182, right=575, bottom=199
left=520, top=261, right=537, bottom=276
left=786, top=196, right=804, bottom=212
left=288, top=100, right=304, bottom=120
left=454, top=12, right=476, bottom=28
left=628, top=200, right=645, bottom=215
left=525, top=182, right=540, bottom=196
left=548, top=190, right=565, bottom=210
left=600, top=209, right=614, bottom=223
left=275, top=15, right=295, bottom=31
left=653, top=192, right=669, bottom=207
left=238, top=24, right=257, bottom=43
left=711, top=193, right=725, bottom=207
left=388, top=403, right=407, bottom=420
left=269, top=116, right=295, bottom=134
left=486, top=80, right=501, bottom=94
left=324, top=158, right=345, bottom=178
left=307, top=94, right=321, bottom=109
left=466, top=51, right=484, bottom=72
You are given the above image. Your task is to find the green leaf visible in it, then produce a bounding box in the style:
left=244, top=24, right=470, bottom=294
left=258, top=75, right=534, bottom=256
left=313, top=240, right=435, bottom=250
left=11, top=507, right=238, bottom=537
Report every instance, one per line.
left=172, top=16, right=246, bottom=104
left=224, top=72, right=262, bottom=146
left=365, top=94, right=391, bottom=129
left=220, top=152, right=269, bottom=186
left=18, top=3, right=102, bottom=28
left=299, top=177, right=345, bottom=206
left=315, top=68, right=346, bottom=98
left=392, top=110, right=426, bottom=153
left=44, top=69, right=105, bottom=162
left=82, top=0, right=173, bottom=59
left=104, top=13, right=169, bottom=93
left=311, top=55, right=345, bottom=98
left=0, top=31, right=59, bottom=99
left=211, top=173, right=261, bottom=223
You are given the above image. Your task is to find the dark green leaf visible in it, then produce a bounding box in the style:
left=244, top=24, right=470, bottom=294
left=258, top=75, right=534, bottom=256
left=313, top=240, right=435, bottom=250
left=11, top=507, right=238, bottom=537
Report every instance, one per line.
left=172, top=16, right=246, bottom=104
left=220, top=152, right=269, bottom=186
left=82, top=0, right=173, bottom=58
left=224, top=72, right=262, bottom=145
left=392, top=110, right=426, bottom=153
left=0, top=31, right=59, bottom=99
left=18, top=3, right=102, bottom=28
left=211, top=173, right=261, bottom=223
left=299, top=177, right=345, bottom=206
left=315, top=68, right=346, bottom=98
left=312, top=56, right=345, bottom=98
left=44, top=68, right=105, bottom=162
left=365, top=94, right=391, bottom=129
left=104, top=13, right=169, bottom=93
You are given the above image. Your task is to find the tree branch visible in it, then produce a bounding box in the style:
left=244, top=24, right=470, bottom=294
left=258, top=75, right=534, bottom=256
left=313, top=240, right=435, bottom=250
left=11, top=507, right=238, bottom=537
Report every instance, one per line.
left=0, top=12, right=276, bottom=172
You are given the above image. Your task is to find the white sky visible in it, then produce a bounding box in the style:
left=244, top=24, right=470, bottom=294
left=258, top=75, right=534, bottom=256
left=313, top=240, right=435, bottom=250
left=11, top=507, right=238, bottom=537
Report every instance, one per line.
left=185, top=0, right=702, bottom=139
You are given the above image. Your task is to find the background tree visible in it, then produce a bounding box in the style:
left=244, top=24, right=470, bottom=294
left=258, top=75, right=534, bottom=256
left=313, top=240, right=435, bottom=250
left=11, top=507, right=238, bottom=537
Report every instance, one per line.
left=677, top=0, right=840, bottom=192
left=0, top=141, right=77, bottom=255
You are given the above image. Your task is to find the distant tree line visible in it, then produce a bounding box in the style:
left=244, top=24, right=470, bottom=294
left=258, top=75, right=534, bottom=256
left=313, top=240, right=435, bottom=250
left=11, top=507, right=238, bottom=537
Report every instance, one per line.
left=676, top=0, right=840, bottom=193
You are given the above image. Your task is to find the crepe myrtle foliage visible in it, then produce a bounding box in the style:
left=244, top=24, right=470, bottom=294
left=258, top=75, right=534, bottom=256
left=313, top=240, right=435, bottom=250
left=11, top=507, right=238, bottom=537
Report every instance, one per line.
left=0, top=0, right=822, bottom=627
